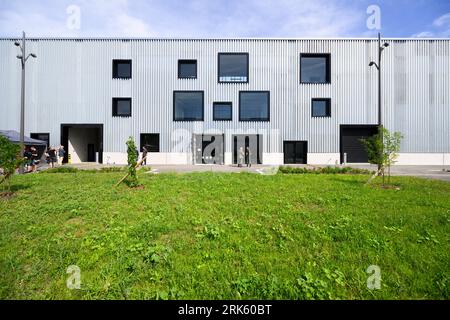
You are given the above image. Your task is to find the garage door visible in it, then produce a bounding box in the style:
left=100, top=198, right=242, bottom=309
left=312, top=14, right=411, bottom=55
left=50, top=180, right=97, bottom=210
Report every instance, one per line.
left=341, top=126, right=378, bottom=163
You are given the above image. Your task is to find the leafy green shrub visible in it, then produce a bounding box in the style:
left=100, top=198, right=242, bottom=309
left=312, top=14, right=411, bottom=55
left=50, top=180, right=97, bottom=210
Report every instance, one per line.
left=278, top=166, right=373, bottom=175
left=125, top=137, right=139, bottom=187
left=99, top=166, right=126, bottom=173
left=0, top=135, right=23, bottom=191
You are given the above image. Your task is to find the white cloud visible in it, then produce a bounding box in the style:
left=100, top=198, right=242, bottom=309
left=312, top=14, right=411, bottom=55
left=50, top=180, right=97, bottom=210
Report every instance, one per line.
left=412, top=12, right=450, bottom=38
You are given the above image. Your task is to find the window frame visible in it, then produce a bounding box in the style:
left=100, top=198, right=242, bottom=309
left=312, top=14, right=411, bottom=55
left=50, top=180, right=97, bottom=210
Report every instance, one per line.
left=218, top=52, right=249, bottom=84
left=213, top=102, right=233, bottom=121
left=311, top=98, right=331, bottom=118
left=30, top=133, right=50, bottom=148
left=112, top=59, right=132, bottom=79
left=112, top=97, right=132, bottom=117
left=300, top=53, right=331, bottom=84
left=238, top=91, right=270, bottom=122
left=178, top=59, right=198, bottom=79
left=140, top=133, right=160, bottom=153
left=173, top=90, right=205, bottom=122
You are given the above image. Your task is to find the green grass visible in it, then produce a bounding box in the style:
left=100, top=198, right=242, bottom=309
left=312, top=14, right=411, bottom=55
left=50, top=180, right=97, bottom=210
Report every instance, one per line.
left=0, top=171, right=449, bottom=300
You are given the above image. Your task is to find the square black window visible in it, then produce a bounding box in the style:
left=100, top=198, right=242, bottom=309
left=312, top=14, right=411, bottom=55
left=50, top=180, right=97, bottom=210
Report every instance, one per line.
left=312, top=99, right=331, bottom=117
left=30, top=133, right=50, bottom=148
left=300, top=54, right=330, bottom=84
left=173, top=91, right=204, bottom=121
left=239, top=91, right=270, bottom=121
left=112, top=98, right=132, bottom=117
left=140, top=133, right=160, bottom=152
left=213, top=102, right=232, bottom=121
left=178, top=60, right=197, bottom=79
left=218, top=53, right=248, bottom=83
left=113, top=60, right=132, bottom=79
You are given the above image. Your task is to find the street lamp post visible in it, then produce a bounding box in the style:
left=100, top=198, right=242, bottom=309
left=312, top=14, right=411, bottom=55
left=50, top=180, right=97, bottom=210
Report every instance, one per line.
left=369, top=32, right=389, bottom=172
left=14, top=31, right=37, bottom=174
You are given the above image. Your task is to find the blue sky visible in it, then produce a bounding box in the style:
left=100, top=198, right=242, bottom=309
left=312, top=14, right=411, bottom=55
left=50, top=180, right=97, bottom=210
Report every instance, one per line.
left=0, top=0, right=449, bottom=38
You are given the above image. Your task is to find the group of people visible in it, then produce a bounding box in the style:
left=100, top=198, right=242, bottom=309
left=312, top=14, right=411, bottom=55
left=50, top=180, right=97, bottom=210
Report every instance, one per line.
left=238, top=146, right=252, bottom=168
left=23, top=145, right=65, bottom=172
left=44, top=145, right=65, bottom=168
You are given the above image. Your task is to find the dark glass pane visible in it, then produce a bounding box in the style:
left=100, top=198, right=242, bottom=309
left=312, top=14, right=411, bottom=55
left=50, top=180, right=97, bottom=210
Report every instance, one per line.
left=116, top=100, right=131, bottom=116
left=179, top=60, right=197, bottom=78
left=213, top=103, right=232, bottom=120
left=301, top=56, right=327, bottom=83
left=141, top=134, right=159, bottom=152
left=312, top=100, right=328, bottom=117
left=114, top=60, right=131, bottom=78
left=240, top=92, right=269, bottom=121
left=174, top=92, right=203, bottom=121
left=219, top=54, right=248, bottom=82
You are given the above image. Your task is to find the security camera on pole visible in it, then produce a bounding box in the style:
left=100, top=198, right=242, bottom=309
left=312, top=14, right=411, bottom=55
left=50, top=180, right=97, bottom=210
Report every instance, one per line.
left=14, top=31, right=37, bottom=174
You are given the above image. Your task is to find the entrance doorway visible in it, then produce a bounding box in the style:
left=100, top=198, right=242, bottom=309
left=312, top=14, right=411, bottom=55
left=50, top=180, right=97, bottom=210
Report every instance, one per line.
left=284, top=141, right=307, bottom=164
left=340, top=125, right=378, bottom=163
left=232, top=135, right=262, bottom=165
left=61, top=124, right=103, bottom=164
left=193, top=134, right=224, bottom=164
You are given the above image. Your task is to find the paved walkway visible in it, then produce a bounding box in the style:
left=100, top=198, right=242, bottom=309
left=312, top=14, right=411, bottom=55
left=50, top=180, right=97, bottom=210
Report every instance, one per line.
left=61, top=163, right=450, bottom=182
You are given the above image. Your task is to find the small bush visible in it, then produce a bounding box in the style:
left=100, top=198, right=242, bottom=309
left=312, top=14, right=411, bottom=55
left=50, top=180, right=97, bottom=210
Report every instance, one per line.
left=99, top=166, right=126, bottom=173
left=278, top=166, right=373, bottom=175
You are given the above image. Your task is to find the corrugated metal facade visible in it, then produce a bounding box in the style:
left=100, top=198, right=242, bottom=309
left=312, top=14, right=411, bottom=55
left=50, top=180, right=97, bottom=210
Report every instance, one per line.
left=0, top=38, right=449, bottom=163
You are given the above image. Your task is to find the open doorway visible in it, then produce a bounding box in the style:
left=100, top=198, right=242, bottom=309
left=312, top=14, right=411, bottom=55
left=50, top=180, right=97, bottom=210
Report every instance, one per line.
left=61, top=124, right=103, bottom=164
left=232, top=135, right=262, bottom=165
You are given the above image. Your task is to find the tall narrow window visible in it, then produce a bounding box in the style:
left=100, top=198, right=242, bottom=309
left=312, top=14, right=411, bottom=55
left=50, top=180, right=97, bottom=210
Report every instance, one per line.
left=300, top=54, right=330, bottom=84
left=312, top=98, right=331, bottom=117
left=218, top=53, right=249, bottom=83
left=112, top=98, right=132, bottom=117
left=173, top=91, right=204, bottom=121
left=113, top=60, right=132, bottom=79
left=213, top=102, right=232, bottom=121
left=239, top=91, right=270, bottom=121
left=140, top=133, right=160, bottom=152
left=178, top=60, right=197, bottom=79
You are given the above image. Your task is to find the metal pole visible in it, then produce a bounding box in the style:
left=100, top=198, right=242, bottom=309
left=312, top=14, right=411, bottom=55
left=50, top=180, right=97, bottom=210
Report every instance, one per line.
left=378, top=32, right=382, bottom=128
left=19, top=31, right=26, bottom=174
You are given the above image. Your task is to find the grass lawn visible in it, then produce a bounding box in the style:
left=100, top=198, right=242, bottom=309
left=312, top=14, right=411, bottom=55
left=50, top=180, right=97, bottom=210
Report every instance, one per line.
left=0, top=171, right=449, bottom=300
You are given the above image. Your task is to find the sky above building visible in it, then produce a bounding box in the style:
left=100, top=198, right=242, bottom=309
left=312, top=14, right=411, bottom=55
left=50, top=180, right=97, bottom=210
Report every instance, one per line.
left=0, top=0, right=449, bottom=38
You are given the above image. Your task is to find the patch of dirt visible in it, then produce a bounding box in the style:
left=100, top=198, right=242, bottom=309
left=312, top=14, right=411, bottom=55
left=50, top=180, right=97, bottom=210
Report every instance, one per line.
left=132, top=185, right=145, bottom=190
left=380, top=185, right=401, bottom=191
left=66, top=217, right=83, bottom=225
left=0, top=191, right=15, bottom=200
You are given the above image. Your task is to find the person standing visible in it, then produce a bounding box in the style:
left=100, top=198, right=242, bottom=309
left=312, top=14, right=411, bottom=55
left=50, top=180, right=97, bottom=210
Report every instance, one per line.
left=238, top=147, right=245, bottom=167
left=30, top=147, right=39, bottom=172
left=142, top=145, right=148, bottom=166
left=58, top=145, right=65, bottom=166
left=48, top=146, right=57, bottom=168
left=23, top=147, right=32, bottom=172
left=246, top=146, right=252, bottom=167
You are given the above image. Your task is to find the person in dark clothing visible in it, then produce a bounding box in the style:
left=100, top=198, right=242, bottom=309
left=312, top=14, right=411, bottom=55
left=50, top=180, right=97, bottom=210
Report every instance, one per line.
left=48, top=147, right=57, bottom=168
left=142, top=145, right=148, bottom=166
left=23, top=147, right=32, bottom=172
left=245, top=146, right=252, bottom=167
left=30, top=147, right=39, bottom=172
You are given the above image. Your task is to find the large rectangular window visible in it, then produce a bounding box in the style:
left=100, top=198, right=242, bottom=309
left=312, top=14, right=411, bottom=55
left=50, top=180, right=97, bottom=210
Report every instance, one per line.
left=113, top=59, right=132, bottom=79
left=112, top=98, right=132, bottom=117
left=213, top=102, right=232, bottom=121
left=239, top=91, right=270, bottom=121
left=173, top=91, right=204, bottom=121
left=178, top=60, right=197, bottom=79
left=312, top=98, right=331, bottom=117
left=300, top=54, right=330, bottom=84
left=140, top=133, right=160, bottom=152
left=218, top=53, right=249, bottom=83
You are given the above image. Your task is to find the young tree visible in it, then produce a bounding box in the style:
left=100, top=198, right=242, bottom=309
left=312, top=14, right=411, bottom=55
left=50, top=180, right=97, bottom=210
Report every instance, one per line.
left=125, top=136, right=139, bottom=187
left=0, top=135, right=24, bottom=191
left=361, top=127, right=403, bottom=185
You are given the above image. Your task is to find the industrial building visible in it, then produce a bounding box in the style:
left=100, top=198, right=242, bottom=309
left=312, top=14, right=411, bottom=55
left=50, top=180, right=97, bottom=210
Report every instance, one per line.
left=0, top=37, right=449, bottom=165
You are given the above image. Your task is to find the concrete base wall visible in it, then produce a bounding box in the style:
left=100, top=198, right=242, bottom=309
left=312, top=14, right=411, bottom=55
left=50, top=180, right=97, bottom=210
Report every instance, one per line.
left=101, top=152, right=450, bottom=166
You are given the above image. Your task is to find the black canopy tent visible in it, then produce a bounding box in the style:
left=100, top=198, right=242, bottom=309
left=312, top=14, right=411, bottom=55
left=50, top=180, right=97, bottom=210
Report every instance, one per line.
left=0, top=130, right=47, bottom=146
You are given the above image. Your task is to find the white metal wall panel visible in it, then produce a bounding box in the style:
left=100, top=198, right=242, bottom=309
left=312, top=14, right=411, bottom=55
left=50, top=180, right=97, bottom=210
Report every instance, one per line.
left=0, top=38, right=449, bottom=156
